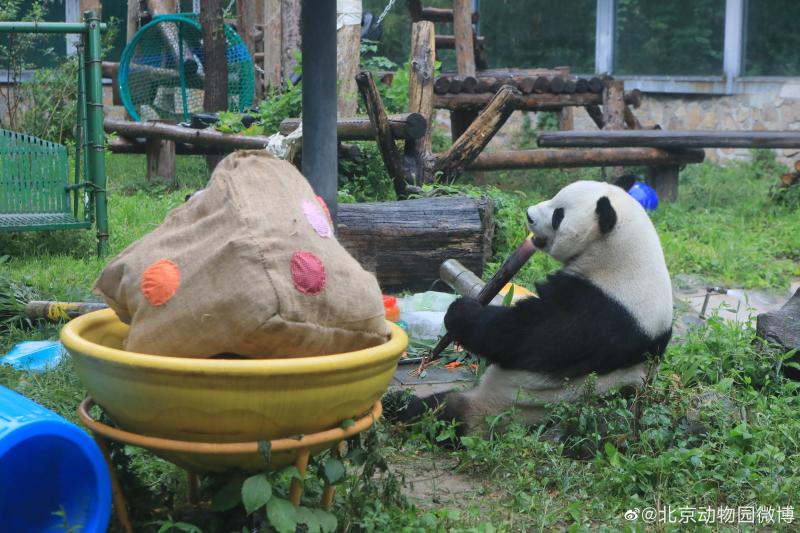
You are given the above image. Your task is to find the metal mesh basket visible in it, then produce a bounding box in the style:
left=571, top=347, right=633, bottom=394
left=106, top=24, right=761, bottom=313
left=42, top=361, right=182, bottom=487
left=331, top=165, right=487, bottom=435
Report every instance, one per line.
left=119, top=14, right=254, bottom=122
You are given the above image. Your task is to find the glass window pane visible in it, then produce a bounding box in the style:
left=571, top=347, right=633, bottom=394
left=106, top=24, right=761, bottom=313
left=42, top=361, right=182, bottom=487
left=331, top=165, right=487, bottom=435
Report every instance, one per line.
left=615, top=0, right=725, bottom=76
left=482, top=0, right=596, bottom=72
left=744, top=0, right=800, bottom=76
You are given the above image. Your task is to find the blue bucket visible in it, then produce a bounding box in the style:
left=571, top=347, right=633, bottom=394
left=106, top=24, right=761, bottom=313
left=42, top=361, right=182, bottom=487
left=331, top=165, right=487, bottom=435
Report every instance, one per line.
left=0, top=386, right=111, bottom=532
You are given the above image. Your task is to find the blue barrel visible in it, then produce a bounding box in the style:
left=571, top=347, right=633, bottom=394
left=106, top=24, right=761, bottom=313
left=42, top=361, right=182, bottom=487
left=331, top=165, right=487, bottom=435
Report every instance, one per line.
left=0, top=386, right=111, bottom=532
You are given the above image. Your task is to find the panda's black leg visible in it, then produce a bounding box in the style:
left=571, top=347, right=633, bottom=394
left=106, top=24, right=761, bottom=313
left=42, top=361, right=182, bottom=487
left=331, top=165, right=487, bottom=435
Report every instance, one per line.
left=382, top=389, right=450, bottom=423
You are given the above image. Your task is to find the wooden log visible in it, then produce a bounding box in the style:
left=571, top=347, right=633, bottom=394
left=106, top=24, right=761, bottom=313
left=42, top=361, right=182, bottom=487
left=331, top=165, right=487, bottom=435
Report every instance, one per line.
left=337, top=20, right=361, bottom=116
left=104, top=118, right=274, bottom=149
left=461, top=76, right=479, bottom=93
left=263, top=0, right=282, bottom=89
left=491, top=78, right=510, bottom=92
left=433, top=76, right=451, bottom=94
left=453, top=0, right=476, bottom=78
left=557, top=67, right=574, bottom=130
left=407, top=0, right=423, bottom=20
left=450, top=108, right=479, bottom=142
left=280, top=114, right=428, bottom=141
left=412, top=6, right=479, bottom=23
left=575, top=78, right=589, bottom=93
left=588, top=76, right=604, bottom=93
left=602, top=79, right=626, bottom=130
left=408, top=21, right=436, bottom=163
left=461, top=147, right=705, bottom=170
left=356, top=71, right=407, bottom=198
left=447, top=77, right=463, bottom=93
left=108, top=135, right=362, bottom=160
left=647, top=165, right=679, bottom=202
left=757, top=288, right=800, bottom=356
left=434, top=85, right=519, bottom=179
left=563, top=79, right=577, bottom=94
left=623, top=104, right=644, bottom=130
left=549, top=76, right=565, bottom=94
left=281, top=0, right=301, bottom=82
left=475, top=77, right=494, bottom=93
left=236, top=0, right=259, bottom=98
left=337, top=196, right=495, bottom=291
left=537, top=130, right=800, bottom=149
left=435, top=34, right=485, bottom=49
left=584, top=104, right=605, bottom=129
left=433, top=91, right=640, bottom=111
left=146, top=136, right=176, bottom=185
left=444, top=68, right=561, bottom=79
left=626, top=88, right=643, bottom=109
left=126, top=0, right=139, bottom=42
left=533, top=76, right=550, bottom=94
left=518, top=77, right=536, bottom=94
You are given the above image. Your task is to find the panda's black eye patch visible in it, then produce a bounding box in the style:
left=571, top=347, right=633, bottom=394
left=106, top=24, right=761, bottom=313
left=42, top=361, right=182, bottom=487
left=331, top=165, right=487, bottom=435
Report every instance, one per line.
left=552, top=208, right=564, bottom=230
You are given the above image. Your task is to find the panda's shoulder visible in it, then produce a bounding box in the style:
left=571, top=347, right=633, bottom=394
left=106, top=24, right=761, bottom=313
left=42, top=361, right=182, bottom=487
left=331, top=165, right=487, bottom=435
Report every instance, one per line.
left=533, top=271, right=599, bottom=300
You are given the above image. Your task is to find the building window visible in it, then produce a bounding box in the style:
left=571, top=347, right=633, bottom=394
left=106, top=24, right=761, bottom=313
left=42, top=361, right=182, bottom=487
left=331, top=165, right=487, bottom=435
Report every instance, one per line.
left=743, top=0, right=800, bottom=76
left=614, top=0, right=725, bottom=76
left=482, top=0, right=596, bottom=72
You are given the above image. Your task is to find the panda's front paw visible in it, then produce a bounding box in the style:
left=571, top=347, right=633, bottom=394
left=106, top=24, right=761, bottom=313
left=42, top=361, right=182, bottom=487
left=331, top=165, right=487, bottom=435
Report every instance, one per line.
left=444, top=297, right=482, bottom=340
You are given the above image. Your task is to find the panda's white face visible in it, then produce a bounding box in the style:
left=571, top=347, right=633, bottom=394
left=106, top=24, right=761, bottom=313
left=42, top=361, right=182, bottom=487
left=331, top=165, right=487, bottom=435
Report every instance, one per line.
left=526, top=181, right=621, bottom=263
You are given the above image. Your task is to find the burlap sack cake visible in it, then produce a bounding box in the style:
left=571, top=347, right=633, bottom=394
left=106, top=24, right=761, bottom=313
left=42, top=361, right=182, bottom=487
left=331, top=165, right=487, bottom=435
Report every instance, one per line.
left=94, top=150, right=389, bottom=357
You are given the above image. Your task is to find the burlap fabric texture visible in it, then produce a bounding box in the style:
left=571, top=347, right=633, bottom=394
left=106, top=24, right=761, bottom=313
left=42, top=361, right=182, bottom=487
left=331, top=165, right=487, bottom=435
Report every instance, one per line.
left=94, top=150, right=389, bottom=357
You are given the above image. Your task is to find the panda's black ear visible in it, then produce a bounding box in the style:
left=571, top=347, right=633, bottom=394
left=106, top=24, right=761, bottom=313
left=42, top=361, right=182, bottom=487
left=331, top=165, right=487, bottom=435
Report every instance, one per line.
left=595, top=196, right=617, bottom=234
left=612, top=175, right=637, bottom=192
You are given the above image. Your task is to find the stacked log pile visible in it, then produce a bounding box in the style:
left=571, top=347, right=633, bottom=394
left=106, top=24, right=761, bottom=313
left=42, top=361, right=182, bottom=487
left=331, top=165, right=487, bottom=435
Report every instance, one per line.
left=433, top=73, right=606, bottom=95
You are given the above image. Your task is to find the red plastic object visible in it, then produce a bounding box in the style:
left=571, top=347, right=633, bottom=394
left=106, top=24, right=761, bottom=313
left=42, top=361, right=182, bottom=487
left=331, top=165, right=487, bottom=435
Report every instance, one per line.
left=382, top=295, right=400, bottom=322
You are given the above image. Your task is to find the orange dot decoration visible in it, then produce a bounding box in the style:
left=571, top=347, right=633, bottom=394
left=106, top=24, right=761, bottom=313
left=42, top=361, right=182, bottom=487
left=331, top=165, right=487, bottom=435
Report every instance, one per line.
left=291, top=251, right=326, bottom=295
left=140, top=259, right=181, bottom=306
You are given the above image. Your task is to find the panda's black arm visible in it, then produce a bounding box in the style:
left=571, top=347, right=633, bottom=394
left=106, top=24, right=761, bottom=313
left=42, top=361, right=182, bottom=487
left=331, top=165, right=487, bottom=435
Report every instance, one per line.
left=443, top=297, right=555, bottom=367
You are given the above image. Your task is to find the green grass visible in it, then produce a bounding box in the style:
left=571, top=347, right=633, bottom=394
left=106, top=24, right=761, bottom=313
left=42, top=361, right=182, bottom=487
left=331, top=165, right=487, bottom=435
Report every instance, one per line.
left=0, top=151, right=799, bottom=531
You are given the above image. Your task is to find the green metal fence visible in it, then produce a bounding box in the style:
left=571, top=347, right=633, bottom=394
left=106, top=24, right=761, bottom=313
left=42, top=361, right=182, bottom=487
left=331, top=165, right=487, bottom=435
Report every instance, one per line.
left=0, top=11, right=109, bottom=255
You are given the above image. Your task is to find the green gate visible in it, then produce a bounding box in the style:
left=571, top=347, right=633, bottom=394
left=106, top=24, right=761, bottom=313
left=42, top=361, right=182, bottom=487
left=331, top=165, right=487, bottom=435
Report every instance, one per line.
left=0, top=11, right=109, bottom=255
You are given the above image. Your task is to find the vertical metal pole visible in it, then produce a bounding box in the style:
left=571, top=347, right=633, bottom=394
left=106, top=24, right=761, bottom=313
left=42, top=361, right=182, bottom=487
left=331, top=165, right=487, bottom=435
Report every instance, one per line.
left=301, top=0, right=338, bottom=223
left=723, top=0, right=744, bottom=94
left=595, top=0, right=616, bottom=75
left=84, top=10, right=109, bottom=256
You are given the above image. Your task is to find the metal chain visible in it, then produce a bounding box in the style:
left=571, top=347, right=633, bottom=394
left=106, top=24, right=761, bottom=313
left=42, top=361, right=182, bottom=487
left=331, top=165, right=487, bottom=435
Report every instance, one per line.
left=375, top=0, right=397, bottom=28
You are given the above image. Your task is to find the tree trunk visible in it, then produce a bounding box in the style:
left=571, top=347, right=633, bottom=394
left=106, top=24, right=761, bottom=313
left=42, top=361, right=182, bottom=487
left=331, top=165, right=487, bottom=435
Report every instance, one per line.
left=337, top=23, right=361, bottom=117
left=282, top=0, right=302, bottom=82
left=263, top=0, right=282, bottom=89
left=200, top=0, right=228, bottom=172
left=236, top=0, right=259, bottom=99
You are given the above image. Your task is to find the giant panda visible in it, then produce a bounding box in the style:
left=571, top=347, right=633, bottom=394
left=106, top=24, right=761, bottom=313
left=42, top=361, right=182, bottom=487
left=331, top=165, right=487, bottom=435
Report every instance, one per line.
left=392, top=179, right=673, bottom=436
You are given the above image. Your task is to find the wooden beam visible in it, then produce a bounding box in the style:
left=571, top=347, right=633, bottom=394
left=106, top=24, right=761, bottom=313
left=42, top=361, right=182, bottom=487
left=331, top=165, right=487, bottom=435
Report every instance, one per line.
left=263, top=0, right=282, bottom=88
left=435, top=34, right=485, bottom=50
left=453, top=0, right=476, bottom=78
left=422, top=7, right=478, bottom=23
left=356, top=71, right=408, bottom=197
left=647, top=166, right=679, bottom=202
left=585, top=104, right=605, bottom=129
left=408, top=21, right=436, bottom=166
left=537, top=130, right=800, bottom=149
left=462, top=147, right=705, bottom=171
left=433, top=91, right=640, bottom=111
left=104, top=118, right=274, bottom=149
left=126, top=0, right=139, bottom=42
left=145, top=137, right=176, bottom=185
left=236, top=0, right=260, bottom=99
left=280, top=114, right=427, bottom=141
left=434, top=86, right=519, bottom=179
left=602, top=78, right=625, bottom=130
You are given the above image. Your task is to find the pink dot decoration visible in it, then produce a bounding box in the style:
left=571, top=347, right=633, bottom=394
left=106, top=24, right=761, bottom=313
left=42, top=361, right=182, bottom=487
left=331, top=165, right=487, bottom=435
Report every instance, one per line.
left=291, top=251, right=326, bottom=295
left=316, top=196, right=333, bottom=224
left=302, top=198, right=332, bottom=238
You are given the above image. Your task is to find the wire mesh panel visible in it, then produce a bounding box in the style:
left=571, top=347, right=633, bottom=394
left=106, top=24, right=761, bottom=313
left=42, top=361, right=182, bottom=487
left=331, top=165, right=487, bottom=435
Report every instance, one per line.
left=119, top=14, right=254, bottom=122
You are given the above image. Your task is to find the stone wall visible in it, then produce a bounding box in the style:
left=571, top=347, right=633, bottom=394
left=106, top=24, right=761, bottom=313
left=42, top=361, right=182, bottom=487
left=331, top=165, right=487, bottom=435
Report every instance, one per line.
left=478, top=82, right=800, bottom=168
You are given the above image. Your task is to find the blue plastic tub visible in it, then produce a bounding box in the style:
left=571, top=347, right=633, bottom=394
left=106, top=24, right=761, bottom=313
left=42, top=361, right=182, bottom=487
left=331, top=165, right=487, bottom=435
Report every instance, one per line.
left=0, top=386, right=111, bottom=532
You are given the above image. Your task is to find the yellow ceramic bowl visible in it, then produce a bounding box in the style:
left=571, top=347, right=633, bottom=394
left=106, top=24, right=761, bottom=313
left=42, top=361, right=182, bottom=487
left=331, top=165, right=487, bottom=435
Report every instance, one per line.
left=61, top=309, right=407, bottom=472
